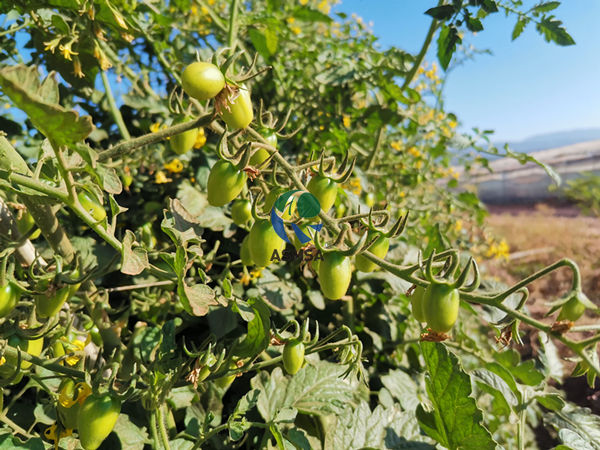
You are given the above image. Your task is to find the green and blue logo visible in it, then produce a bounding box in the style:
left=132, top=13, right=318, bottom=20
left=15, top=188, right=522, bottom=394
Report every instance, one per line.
left=270, top=190, right=322, bottom=244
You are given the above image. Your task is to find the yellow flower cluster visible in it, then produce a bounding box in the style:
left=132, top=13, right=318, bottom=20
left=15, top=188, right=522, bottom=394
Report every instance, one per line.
left=194, top=128, right=207, bottom=149
left=486, top=238, right=510, bottom=261
left=342, top=114, right=351, bottom=128
left=164, top=158, right=184, bottom=174
left=407, top=146, right=421, bottom=158
left=343, top=177, right=361, bottom=195
left=155, top=171, right=172, bottom=184
left=390, top=141, right=402, bottom=151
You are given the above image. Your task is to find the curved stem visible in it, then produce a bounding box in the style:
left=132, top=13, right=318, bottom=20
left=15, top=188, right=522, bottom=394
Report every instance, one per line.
left=402, top=10, right=439, bottom=89
left=157, top=405, right=171, bottom=450
left=364, top=126, right=384, bottom=170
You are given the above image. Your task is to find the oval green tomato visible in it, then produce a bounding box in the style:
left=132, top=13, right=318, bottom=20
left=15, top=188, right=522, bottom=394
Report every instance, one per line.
left=318, top=251, right=352, bottom=300
left=250, top=148, right=270, bottom=167
left=263, top=187, right=284, bottom=213
left=220, top=86, right=253, bottom=130
left=354, top=233, right=389, bottom=272
left=16, top=211, right=41, bottom=239
left=307, top=175, right=337, bottom=213
left=0, top=282, right=19, bottom=318
left=78, top=394, right=121, bottom=450
left=207, top=160, right=247, bottom=207
left=181, top=62, right=225, bottom=101
left=7, top=335, right=44, bottom=370
left=248, top=220, right=284, bottom=267
left=170, top=117, right=198, bottom=155
left=36, top=285, right=70, bottom=318
left=231, top=199, right=252, bottom=226
left=283, top=340, right=305, bottom=375
left=78, top=191, right=106, bottom=222
left=423, top=283, right=459, bottom=333
left=558, top=293, right=587, bottom=322
left=410, top=285, right=427, bottom=322
left=364, top=192, right=376, bottom=208
left=214, top=362, right=237, bottom=388
left=335, top=202, right=347, bottom=218
left=240, top=235, right=254, bottom=266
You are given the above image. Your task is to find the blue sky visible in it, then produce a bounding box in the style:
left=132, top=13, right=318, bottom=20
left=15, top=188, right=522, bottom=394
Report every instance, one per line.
left=333, top=1, right=600, bottom=142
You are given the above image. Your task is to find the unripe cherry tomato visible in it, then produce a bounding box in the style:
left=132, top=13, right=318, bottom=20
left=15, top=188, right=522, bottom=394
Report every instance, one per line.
left=558, top=292, right=587, bottom=322
left=57, top=378, right=83, bottom=430
left=364, top=192, right=376, bottom=208
left=231, top=199, right=252, bottom=226
left=307, top=175, right=337, bottom=213
left=36, top=285, right=70, bottom=319
left=248, top=220, right=285, bottom=267
left=78, top=191, right=106, bottom=222
left=318, top=251, right=352, bottom=300
left=423, top=283, right=460, bottom=333
left=214, top=362, right=237, bottom=388
left=181, top=62, right=225, bottom=101
left=77, top=394, right=121, bottom=450
left=283, top=339, right=305, bottom=375
left=16, top=210, right=41, bottom=239
left=354, top=232, right=389, bottom=272
left=410, top=285, right=427, bottom=322
left=0, top=282, right=19, bottom=318
left=6, top=335, right=44, bottom=370
left=220, top=85, right=253, bottom=130
left=335, top=202, right=347, bottom=218
left=240, top=235, right=254, bottom=266
left=263, top=187, right=285, bottom=213
left=170, top=116, right=198, bottom=155
left=207, top=160, right=247, bottom=207
left=250, top=131, right=277, bottom=167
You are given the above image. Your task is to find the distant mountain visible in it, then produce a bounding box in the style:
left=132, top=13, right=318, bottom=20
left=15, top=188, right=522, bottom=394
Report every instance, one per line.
left=494, top=128, right=600, bottom=153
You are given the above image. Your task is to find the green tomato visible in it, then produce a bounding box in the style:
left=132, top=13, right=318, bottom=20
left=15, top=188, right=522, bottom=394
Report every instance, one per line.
left=220, top=85, right=254, bottom=130
left=240, top=235, right=254, bottom=266
left=231, top=199, right=252, bottom=226
left=318, top=251, right=352, bottom=300
left=558, top=292, right=588, bottom=322
left=6, top=335, right=44, bottom=370
left=78, top=191, right=106, bottom=222
left=307, top=175, right=337, bottom=213
left=283, top=339, right=305, bottom=375
left=0, top=282, right=19, bottom=318
left=250, top=148, right=270, bottom=167
left=423, top=283, right=460, bottom=333
left=364, top=192, right=376, bottom=208
left=16, top=210, right=41, bottom=239
left=214, top=362, right=237, bottom=389
left=263, top=187, right=285, bottom=213
left=410, top=285, right=427, bottom=322
left=248, top=220, right=285, bottom=267
left=335, top=202, right=347, bottom=218
left=207, top=160, right=247, bottom=207
left=181, top=62, right=225, bottom=101
left=36, top=285, right=70, bottom=319
left=170, top=116, right=198, bottom=155
left=354, top=232, right=389, bottom=272
left=78, top=394, right=121, bottom=450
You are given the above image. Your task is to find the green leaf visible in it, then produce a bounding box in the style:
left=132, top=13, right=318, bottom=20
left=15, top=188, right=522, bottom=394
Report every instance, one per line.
left=532, top=1, right=561, bottom=14
left=481, top=0, right=499, bottom=13
left=380, top=369, right=421, bottom=412
left=0, top=65, right=93, bottom=146
left=418, top=342, right=496, bottom=450
left=0, top=434, right=45, bottom=449
left=512, top=16, right=529, bottom=40
left=161, top=198, right=205, bottom=246
left=424, top=5, right=456, bottom=21
left=472, top=368, right=518, bottom=414
left=132, top=325, right=162, bottom=364
left=544, top=404, right=600, bottom=448
left=536, top=16, right=575, bottom=46
left=248, top=28, right=278, bottom=59
left=536, top=393, right=565, bottom=412
left=234, top=298, right=271, bottom=359
left=177, top=282, right=217, bottom=317
left=293, top=7, right=333, bottom=23
left=466, top=16, right=484, bottom=32
left=511, top=360, right=546, bottom=386
left=250, top=360, right=366, bottom=422
left=228, top=389, right=260, bottom=441
left=121, top=230, right=149, bottom=275
left=111, top=413, right=149, bottom=450
left=437, top=25, right=461, bottom=71
left=325, top=401, right=434, bottom=450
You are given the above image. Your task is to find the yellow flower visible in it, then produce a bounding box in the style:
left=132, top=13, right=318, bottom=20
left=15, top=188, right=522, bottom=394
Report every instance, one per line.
left=319, top=125, right=324, bottom=130
left=342, top=115, right=351, bottom=128
left=194, top=128, right=207, bottom=149
left=73, top=56, right=85, bottom=78
left=93, top=43, right=112, bottom=70
left=390, top=141, right=402, bottom=151
left=453, top=219, right=463, bottom=233
left=240, top=272, right=251, bottom=286
left=45, top=423, right=73, bottom=442
left=59, top=41, right=79, bottom=61
left=415, top=160, right=423, bottom=169
left=344, top=177, right=361, bottom=195
left=3, top=103, right=10, bottom=109
left=191, top=4, right=198, bottom=15
left=150, top=122, right=162, bottom=133
left=250, top=268, right=263, bottom=280
left=317, top=0, right=331, bottom=14
left=0, top=356, right=5, bottom=366
left=65, top=338, right=87, bottom=366
left=290, top=25, right=301, bottom=35
left=155, top=171, right=172, bottom=184
left=286, top=17, right=295, bottom=24
left=399, top=191, right=406, bottom=198
left=208, top=0, right=216, bottom=4
left=43, top=37, right=62, bottom=53
left=300, top=0, right=309, bottom=4
left=164, top=158, right=184, bottom=173
left=448, top=120, right=458, bottom=129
